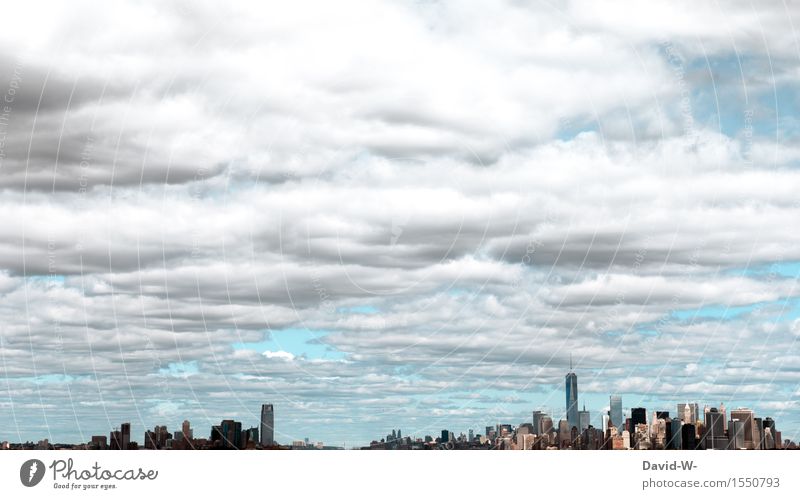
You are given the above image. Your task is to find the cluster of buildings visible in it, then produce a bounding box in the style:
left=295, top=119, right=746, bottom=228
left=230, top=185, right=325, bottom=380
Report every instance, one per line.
left=2, top=404, right=280, bottom=451
left=367, top=365, right=797, bottom=450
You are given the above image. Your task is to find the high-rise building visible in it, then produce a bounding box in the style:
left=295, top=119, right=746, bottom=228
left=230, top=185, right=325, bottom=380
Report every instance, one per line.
left=631, top=407, right=647, bottom=427
left=763, top=418, right=777, bottom=450
left=532, top=411, right=544, bottom=435
left=704, top=408, right=727, bottom=450
left=540, top=416, right=554, bottom=436
left=144, top=430, right=157, bottom=450
left=152, top=425, right=170, bottom=449
left=753, top=417, right=763, bottom=450
left=578, top=405, right=590, bottom=432
left=109, top=430, right=121, bottom=450
left=729, top=408, right=755, bottom=449
left=121, top=423, right=131, bottom=450
left=729, top=420, right=745, bottom=449
left=668, top=418, right=682, bottom=449
left=681, top=424, right=697, bottom=450
left=753, top=418, right=764, bottom=449
left=565, top=359, right=579, bottom=431
left=652, top=419, right=667, bottom=449
left=220, top=419, right=243, bottom=449
left=609, top=395, right=623, bottom=431
left=558, top=419, right=571, bottom=448
left=678, top=403, right=699, bottom=425
left=260, top=403, right=275, bottom=447
left=182, top=420, right=193, bottom=440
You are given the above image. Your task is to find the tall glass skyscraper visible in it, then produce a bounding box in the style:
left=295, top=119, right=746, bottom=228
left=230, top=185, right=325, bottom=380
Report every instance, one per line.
left=260, top=403, right=274, bottom=447
left=565, top=366, right=578, bottom=431
left=609, top=395, right=623, bottom=431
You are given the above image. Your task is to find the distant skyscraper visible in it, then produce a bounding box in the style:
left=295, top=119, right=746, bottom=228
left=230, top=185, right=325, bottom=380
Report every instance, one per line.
left=763, top=418, right=777, bottom=449
left=540, top=416, right=554, bottom=436
left=729, top=408, right=755, bottom=449
left=705, top=408, right=727, bottom=450
left=109, top=430, right=121, bottom=450
left=182, top=420, right=193, bottom=440
left=668, top=418, right=682, bottom=449
left=730, top=419, right=745, bottom=449
left=260, top=403, right=275, bottom=447
left=565, top=358, right=579, bottom=431
left=558, top=419, right=571, bottom=448
left=120, top=422, right=131, bottom=450
left=532, top=411, right=544, bottom=435
left=681, top=424, right=697, bottom=450
left=578, top=405, right=590, bottom=432
left=631, top=407, right=647, bottom=427
left=220, top=419, right=243, bottom=449
left=678, top=403, right=699, bottom=424
left=609, top=396, right=623, bottom=431
left=753, top=417, right=763, bottom=450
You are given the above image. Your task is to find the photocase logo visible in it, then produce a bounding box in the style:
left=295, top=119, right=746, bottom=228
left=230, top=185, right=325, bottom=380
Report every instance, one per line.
left=20, top=459, right=46, bottom=487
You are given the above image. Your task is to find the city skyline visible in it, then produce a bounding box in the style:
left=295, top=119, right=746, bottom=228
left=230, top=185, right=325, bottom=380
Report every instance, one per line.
left=2, top=367, right=796, bottom=450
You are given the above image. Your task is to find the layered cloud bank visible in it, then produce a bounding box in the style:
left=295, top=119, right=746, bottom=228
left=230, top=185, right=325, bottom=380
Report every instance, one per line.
left=1, top=0, right=799, bottom=445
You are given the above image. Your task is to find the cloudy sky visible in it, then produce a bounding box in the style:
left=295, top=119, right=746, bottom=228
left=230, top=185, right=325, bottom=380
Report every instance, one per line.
left=1, top=0, right=800, bottom=447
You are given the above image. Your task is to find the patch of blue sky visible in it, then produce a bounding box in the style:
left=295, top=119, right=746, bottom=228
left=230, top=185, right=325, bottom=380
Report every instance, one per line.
left=25, top=275, right=66, bottom=284
left=726, top=261, right=800, bottom=279
left=17, top=374, right=79, bottom=384
left=635, top=328, right=660, bottom=337
left=158, top=361, right=199, bottom=377
left=756, top=85, right=800, bottom=137
left=601, top=329, right=625, bottom=338
left=555, top=121, right=599, bottom=141
left=669, top=303, right=761, bottom=322
left=631, top=303, right=759, bottom=337
left=232, top=327, right=346, bottom=360
left=664, top=296, right=800, bottom=325
left=669, top=53, right=796, bottom=140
